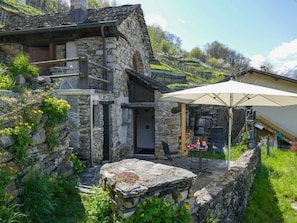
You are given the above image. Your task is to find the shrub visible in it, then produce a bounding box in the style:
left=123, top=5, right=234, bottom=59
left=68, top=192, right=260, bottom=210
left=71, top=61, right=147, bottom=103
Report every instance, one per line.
left=22, top=172, right=57, bottom=223
left=81, top=186, right=112, bottom=223
left=41, top=96, right=70, bottom=128
left=123, top=196, right=191, bottom=223
left=0, top=64, right=15, bottom=90
left=9, top=54, right=39, bottom=80
left=23, top=107, right=43, bottom=133
left=10, top=123, right=33, bottom=163
left=0, top=163, right=24, bottom=223
left=45, top=128, right=59, bottom=150
left=70, top=153, right=85, bottom=174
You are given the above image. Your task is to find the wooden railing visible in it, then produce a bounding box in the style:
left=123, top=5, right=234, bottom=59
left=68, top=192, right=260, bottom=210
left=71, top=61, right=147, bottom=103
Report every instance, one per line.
left=31, top=56, right=113, bottom=91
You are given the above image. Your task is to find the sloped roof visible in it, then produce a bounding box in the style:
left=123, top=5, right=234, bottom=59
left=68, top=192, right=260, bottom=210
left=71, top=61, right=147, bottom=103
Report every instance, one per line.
left=236, top=68, right=297, bottom=84
left=2, top=4, right=138, bottom=30
left=126, top=68, right=172, bottom=94
left=0, top=4, right=153, bottom=60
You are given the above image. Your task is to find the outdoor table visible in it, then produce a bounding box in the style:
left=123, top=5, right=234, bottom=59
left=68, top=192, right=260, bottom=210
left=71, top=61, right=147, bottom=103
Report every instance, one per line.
left=187, top=144, right=208, bottom=171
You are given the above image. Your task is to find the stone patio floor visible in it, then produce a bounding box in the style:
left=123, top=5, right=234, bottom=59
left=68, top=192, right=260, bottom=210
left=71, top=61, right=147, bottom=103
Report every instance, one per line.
left=79, top=156, right=231, bottom=192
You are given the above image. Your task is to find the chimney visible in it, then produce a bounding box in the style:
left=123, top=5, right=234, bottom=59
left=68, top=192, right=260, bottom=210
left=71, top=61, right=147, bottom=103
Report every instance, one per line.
left=70, top=0, right=88, bottom=23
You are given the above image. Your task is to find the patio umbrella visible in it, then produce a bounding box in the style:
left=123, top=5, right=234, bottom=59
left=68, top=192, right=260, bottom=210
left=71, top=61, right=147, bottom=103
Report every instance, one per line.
left=161, top=79, right=297, bottom=169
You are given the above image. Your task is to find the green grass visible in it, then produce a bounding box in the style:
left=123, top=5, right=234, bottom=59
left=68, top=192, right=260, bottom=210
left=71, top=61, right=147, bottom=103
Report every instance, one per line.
left=150, top=62, right=185, bottom=75
left=241, top=147, right=297, bottom=223
left=188, top=144, right=246, bottom=161
left=2, top=0, right=43, bottom=16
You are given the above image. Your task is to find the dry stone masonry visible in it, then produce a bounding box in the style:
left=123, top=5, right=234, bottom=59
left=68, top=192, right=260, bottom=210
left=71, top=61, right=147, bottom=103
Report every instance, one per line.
left=100, top=158, right=197, bottom=220
left=100, top=147, right=260, bottom=222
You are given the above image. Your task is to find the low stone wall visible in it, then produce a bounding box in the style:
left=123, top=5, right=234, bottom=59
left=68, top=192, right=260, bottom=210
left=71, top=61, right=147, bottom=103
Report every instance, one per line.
left=100, top=148, right=260, bottom=222
left=192, top=147, right=261, bottom=222
left=99, top=158, right=197, bottom=220
left=151, top=70, right=187, bottom=85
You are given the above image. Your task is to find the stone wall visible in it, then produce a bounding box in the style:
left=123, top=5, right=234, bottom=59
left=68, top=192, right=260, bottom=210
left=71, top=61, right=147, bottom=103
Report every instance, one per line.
left=0, top=91, right=72, bottom=200
left=99, top=158, right=197, bottom=220
left=155, top=91, right=181, bottom=156
left=151, top=70, right=187, bottom=85
left=100, top=147, right=260, bottom=222
left=192, top=147, right=260, bottom=222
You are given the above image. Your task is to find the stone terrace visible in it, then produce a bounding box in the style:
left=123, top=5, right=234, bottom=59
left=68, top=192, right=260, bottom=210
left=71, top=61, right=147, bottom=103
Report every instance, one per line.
left=79, top=148, right=260, bottom=222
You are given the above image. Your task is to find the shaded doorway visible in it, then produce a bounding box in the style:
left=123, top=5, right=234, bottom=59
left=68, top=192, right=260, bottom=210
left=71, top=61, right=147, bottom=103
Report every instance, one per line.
left=103, top=104, right=110, bottom=160
left=134, top=108, right=155, bottom=155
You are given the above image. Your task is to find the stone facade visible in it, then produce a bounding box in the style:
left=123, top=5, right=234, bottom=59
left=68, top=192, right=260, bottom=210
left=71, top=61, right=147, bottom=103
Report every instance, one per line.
left=55, top=8, right=178, bottom=164
left=0, top=5, right=180, bottom=166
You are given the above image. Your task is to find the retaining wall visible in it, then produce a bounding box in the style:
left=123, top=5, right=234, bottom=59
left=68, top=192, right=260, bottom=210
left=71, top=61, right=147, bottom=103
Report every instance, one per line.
left=192, top=147, right=261, bottom=222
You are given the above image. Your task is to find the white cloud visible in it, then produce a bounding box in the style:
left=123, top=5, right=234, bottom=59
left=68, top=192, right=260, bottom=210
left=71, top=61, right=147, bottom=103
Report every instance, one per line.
left=268, top=39, right=297, bottom=72
left=249, top=54, right=265, bottom=69
left=144, top=14, right=167, bottom=29
left=178, top=18, right=186, bottom=24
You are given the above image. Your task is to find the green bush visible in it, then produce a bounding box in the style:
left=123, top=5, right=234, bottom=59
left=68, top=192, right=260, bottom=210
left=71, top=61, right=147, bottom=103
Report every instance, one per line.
left=9, top=54, right=39, bottom=80
left=81, top=186, right=112, bottom=223
left=22, top=172, right=57, bottom=223
left=123, top=196, right=191, bottom=223
left=70, top=153, right=85, bottom=174
left=0, top=163, right=26, bottom=223
left=45, top=128, right=59, bottom=150
left=23, top=107, right=43, bottom=133
left=10, top=123, right=33, bottom=163
left=21, top=172, right=81, bottom=223
left=41, top=96, right=70, bottom=128
left=0, top=64, right=15, bottom=90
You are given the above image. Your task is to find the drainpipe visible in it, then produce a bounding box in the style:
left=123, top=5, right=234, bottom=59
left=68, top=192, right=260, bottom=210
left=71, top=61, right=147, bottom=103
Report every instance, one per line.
left=100, top=25, right=110, bottom=91
left=101, top=26, right=107, bottom=70
left=90, top=94, right=94, bottom=166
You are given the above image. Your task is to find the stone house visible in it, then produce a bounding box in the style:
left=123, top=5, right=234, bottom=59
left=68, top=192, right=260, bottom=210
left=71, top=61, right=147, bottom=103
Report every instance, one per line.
left=0, top=2, right=181, bottom=166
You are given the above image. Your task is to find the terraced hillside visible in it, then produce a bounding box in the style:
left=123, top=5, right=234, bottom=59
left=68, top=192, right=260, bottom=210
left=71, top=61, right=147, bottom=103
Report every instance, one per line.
left=151, top=53, right=227, bottom=90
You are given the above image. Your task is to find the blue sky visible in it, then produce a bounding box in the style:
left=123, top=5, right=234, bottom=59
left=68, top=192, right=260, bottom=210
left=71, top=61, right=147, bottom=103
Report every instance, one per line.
left=116, top=0, right=297, bottom=73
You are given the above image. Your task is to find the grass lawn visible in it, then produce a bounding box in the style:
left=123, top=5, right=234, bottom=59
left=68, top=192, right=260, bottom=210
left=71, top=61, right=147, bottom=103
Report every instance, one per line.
left=241, top=147, right=297, bottom=223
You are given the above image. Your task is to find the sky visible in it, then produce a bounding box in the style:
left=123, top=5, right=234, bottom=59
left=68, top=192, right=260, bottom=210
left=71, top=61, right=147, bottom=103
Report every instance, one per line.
left=116, top=0, right=297, bottom=73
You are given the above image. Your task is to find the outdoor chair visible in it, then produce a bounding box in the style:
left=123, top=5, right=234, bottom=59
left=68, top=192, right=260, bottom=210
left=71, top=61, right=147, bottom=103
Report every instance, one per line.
left=162, top=141, right=177, bottom=166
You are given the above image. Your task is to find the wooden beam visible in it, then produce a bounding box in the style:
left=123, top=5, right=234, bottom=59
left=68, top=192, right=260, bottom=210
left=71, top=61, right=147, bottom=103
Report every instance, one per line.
left=49, top=43, right=55, bottom=60
left=180, top=104, right=187, bottom=156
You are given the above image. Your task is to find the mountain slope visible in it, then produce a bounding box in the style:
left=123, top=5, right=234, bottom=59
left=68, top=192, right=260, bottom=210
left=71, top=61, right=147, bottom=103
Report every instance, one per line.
left=151, top=53, right=227, bottom=89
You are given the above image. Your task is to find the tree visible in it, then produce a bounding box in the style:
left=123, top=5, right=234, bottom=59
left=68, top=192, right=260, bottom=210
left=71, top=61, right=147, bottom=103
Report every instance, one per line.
left=88, top=0, right=117, bottom=8
left=205, top=41, right=251, bottom=73
left=161, top=39, right=170, bottom=54
left=26, top=0, right=69, bottom=13
left=205, top=41, right=229, bottom=60
left=147, top=25, right=166, bottom=52
left=189, top=47, right=207, bottom=62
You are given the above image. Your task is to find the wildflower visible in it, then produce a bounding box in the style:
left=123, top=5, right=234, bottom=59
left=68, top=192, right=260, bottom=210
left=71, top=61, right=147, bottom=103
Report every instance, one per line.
left=164, top=202, right=170, bottom=207
left=184, top=203, right=190, bottom=210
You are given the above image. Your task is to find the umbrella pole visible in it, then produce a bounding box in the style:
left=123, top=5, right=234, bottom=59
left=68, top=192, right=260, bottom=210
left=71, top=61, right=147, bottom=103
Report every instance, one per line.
left=228, top=107, right=233, bottom=170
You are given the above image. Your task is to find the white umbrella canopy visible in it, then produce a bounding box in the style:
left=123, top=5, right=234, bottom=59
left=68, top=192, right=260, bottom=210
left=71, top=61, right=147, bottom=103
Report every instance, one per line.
left=161, top=79, right=297, bottom=169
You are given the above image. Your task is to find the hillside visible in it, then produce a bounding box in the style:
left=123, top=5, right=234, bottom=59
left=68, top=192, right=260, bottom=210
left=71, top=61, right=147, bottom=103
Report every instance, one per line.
left=0, top=0, right=43, bottom=28
left=151, top=52, right=227, bottom=89
left=1, top=0, right=43, bottom=16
